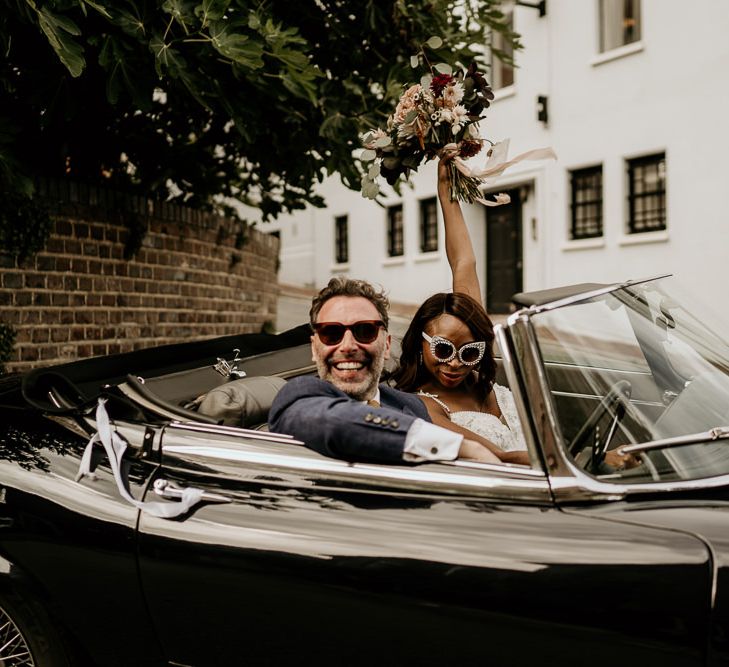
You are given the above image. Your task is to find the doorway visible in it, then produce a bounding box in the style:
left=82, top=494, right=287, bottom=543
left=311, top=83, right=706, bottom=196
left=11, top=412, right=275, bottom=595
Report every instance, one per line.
left=486, top=188, right=522, bottom=313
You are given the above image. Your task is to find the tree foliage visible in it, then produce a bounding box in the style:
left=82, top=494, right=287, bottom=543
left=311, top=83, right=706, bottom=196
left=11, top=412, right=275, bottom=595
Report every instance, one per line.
left=1, top=0, right=519, bottom=221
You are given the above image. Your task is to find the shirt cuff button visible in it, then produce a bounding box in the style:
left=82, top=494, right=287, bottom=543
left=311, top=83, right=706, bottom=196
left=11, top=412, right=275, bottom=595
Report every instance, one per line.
left=430, top=446, right=439, bottom=455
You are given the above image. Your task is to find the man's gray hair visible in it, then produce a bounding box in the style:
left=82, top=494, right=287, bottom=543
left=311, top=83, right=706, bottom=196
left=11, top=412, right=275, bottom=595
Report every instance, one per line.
left=309, top=277, right=390, bottom=329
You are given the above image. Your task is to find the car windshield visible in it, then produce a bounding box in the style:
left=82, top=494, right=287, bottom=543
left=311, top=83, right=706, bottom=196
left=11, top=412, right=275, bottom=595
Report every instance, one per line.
left=531, top=277, right=729, bottom=484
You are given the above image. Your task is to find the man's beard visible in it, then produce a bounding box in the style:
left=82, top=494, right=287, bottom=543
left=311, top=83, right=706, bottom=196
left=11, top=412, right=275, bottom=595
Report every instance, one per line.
left=315, top=351, right=386, bottom=401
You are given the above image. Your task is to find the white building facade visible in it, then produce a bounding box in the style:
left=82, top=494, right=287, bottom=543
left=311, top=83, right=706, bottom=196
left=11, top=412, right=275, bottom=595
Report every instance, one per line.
left=265, top=0, right=729, bottom=319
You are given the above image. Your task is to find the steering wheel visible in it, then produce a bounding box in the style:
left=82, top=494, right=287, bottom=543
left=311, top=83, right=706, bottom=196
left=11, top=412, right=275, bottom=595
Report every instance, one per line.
left=569, top=380, right=634, bottom=472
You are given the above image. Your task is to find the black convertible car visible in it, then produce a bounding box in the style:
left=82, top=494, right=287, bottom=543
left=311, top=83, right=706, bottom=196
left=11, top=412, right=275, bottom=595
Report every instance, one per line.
left=0, top=274, right=728, bottom=666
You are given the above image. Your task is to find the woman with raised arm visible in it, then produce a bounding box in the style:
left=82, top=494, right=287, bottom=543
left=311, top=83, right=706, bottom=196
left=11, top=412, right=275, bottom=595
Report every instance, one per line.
left=391, top=158, right=530, bottom=465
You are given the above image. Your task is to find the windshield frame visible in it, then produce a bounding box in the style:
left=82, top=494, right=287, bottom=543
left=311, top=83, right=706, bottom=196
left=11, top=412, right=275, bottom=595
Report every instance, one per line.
left=504, top=276, right=729, bottom=502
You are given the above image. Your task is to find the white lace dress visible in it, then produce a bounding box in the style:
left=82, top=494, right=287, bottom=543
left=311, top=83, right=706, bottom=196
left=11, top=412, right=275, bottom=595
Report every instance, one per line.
left=418, top=383, right=527, bottom=452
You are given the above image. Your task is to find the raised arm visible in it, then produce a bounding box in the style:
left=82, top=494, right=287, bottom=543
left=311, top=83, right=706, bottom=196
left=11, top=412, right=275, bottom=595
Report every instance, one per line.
left=438, top=159, right=483, bottom=307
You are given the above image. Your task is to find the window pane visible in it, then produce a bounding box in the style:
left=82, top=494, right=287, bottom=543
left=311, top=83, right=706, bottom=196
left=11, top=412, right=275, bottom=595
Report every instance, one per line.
left=419, top=197, right=438, bottom=253
left=569, top=165, right=603, bottom=239
left=599, top=0, right=641, bottom=52
left=627, top=153, right=666, bottom=233
left=490, top=8, right=514, bottom=88
left=334, top=215, right=348, bottom=264
left=387, top=205, right=404, bottom=257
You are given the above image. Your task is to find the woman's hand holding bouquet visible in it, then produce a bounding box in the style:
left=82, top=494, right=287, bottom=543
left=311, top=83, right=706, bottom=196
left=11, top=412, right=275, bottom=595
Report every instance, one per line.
left=360, top=41, right=555, bottom=205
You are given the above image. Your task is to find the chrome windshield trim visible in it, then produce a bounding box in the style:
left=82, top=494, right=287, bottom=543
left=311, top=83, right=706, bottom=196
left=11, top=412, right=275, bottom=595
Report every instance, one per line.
left=494, top=323, right=543, bottom=470
left=511, top=274, right=672, bottom=319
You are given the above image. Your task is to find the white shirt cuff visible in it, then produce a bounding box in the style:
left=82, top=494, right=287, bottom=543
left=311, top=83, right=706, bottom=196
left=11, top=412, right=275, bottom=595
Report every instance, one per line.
left=403, top=418, right=463, bottom=462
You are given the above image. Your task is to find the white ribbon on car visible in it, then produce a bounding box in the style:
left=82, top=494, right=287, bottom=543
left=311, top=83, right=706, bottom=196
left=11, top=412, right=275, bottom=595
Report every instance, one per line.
left=76, top=398, right=204, bottom=518
left=442, top=139, right=558, bottom=207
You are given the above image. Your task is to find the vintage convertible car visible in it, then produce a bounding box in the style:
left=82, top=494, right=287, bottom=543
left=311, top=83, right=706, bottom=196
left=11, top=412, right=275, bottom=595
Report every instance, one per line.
left=0, top=274, right=728, bottom=666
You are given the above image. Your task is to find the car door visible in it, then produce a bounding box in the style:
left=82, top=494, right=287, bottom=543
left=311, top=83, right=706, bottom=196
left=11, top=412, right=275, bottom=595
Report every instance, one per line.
left=137, top=424, right=711, bottom=667
left=0, top=412, right=165, bottom=666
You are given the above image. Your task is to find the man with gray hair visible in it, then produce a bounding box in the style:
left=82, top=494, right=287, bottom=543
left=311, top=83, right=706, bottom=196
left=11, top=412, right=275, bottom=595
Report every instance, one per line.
left=269, top=277, right=497, bottom=464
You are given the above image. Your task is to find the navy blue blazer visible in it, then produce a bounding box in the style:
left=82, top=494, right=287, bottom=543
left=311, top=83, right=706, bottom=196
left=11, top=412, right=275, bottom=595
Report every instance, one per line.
left=268, top=375, right=431, bottom=464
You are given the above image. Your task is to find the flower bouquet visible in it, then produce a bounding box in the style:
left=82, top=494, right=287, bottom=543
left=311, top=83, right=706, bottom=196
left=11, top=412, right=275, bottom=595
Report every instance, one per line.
left=360, top=54, right=555, bottom=205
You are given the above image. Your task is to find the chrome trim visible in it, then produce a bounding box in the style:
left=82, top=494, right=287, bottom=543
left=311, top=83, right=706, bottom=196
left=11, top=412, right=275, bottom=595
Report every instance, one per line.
left=551, top=390, right=663, bottom=408
left=494, top=324, right=543, bottom=470
left=543, top=360, right=652, bottom=376
left=168, top=421, right=300, bottom=444
left=161, top=441, right=551, bottom=500
left=510, top=274, right=672, bottom=320
left=510, top=315, right=569, bottom=472
left=617, top=427, right=729, bottom=455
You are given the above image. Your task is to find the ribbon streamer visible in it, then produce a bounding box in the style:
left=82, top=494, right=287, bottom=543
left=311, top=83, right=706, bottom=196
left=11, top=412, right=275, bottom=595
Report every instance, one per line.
left=442, top=139, right=557, bottom=207
left=77, top=398, right=204, bottom=518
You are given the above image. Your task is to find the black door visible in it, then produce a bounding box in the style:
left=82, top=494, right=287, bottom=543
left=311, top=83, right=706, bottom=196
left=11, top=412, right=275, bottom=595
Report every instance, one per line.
left=486, top=188, right=522, bottom=313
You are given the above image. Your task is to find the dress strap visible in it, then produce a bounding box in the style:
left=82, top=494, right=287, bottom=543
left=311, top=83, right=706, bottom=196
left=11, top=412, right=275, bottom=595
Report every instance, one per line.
left=416, top=391, right=451, bottom=414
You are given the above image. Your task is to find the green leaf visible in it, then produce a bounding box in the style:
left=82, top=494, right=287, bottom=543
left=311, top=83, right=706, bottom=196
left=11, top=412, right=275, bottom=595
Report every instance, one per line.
left=367, top=162, right=380, bottom=178
left=194, top=0, right=230, bottom=24
left=434, top=62, right=452, bottom=75
left=208, top=22, right=264, bottom=68
left=410, top=55, right=419, bottom=68
left=80, top=0, right=113, bottom=19
left=360, top=149, right=376, bottom=162
left=37, top=8, right=85, bottom=77
left=373, top=136, right=391, bottom=148
left=116, top=8, right=146, bottom=37
left=425, top=36, right=443, bottom=49
left=149, top=35, right=187, bottom=78
left=420, top=73, right=433, bottom=90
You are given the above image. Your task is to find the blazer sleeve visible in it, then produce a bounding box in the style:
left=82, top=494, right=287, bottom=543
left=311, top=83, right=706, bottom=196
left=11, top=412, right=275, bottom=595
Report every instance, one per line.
left=268, top=376, right=420, bottom=464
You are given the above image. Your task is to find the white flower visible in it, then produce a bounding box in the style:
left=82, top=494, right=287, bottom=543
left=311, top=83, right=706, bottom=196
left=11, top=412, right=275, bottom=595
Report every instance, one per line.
left=450, top=105, right=468, bottom=134
left=442, top=82, right=464, bottom=107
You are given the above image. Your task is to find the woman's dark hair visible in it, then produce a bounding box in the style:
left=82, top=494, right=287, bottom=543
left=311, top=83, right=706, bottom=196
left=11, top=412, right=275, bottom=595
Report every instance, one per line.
left=391, top=292, right=496, bottom=395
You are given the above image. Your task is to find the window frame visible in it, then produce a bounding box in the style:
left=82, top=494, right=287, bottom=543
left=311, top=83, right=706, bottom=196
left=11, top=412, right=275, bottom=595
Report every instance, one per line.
left=419, top=197, right=439, bottom=254
left=598, top=0, right=642, bottom=54
left=569, top=165, right=604, bottom=240
left=386, top=204, right=405, bottom=258
left=334, top=214, right=348, bottom=264
left=626, top=153, right=666, bottom=234
left=490, top=5, right=515, bottom=90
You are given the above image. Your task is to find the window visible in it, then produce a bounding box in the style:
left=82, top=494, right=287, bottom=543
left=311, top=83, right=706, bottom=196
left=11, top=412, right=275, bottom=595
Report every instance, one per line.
left=569, top=166, right=603, bottom=239
left=627, top=153, right=666, bottom=233
left=386, top=204, right=404, bottom=257
left=419, top=197, right=438, bottom=253
left=490, top=7, right=514, bottom=89
left=599, top=0, right=641, bottom=53
left=334, top=215, right=348, bottom=264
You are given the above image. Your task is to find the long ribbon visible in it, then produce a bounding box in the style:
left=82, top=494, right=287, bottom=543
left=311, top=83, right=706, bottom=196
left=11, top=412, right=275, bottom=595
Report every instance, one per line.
left=441, top=139, right=557, bottom=207
left=76, top=398, right=204, bottom=518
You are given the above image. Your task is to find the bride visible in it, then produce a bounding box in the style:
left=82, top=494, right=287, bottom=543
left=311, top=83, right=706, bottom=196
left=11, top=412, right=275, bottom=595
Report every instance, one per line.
left=390, top=157, right=530, bottom=465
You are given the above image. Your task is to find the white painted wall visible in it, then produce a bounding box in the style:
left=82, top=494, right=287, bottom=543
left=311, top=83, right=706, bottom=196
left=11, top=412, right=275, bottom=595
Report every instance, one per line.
left=263, top=0, right=729, bottom=321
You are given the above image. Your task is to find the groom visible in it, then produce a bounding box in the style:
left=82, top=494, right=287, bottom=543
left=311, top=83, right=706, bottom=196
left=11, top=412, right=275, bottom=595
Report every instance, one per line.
left=269, top=277, right=497, bottom=464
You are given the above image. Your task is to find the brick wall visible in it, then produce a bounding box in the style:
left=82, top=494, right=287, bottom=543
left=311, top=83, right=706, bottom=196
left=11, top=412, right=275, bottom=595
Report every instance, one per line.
left=0, top=188, right=279, bottom=374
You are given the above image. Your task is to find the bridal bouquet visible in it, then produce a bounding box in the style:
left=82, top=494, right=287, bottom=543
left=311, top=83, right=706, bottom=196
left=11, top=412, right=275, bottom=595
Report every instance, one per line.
left=360, top=55, right=555, bottom=205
